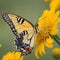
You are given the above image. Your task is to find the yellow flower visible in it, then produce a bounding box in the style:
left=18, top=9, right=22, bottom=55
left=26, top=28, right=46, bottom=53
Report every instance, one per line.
left=0, top=44, right=2, bottom=48
left=45, top=0, right=60, bottom=11
left=2, top=52, right=23, bottom=60
left=52, top=48, right=60, bottom=59
left=44, top=0, right=50, bottom=2
left=50, top=0, right=60, bottom=10
left=35, top=10, right=60, bottom=58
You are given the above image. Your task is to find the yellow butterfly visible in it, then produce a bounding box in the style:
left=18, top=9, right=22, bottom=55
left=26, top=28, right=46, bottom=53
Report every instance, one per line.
left=2, top=13, right=38, bottom=55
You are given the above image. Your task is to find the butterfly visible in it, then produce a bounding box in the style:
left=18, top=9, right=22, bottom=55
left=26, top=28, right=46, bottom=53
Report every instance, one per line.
left=2, top=13, right=38, bottom=55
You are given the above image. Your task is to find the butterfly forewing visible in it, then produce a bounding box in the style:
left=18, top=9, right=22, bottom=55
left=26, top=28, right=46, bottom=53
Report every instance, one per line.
left=2, top=13, right=34, bottom=38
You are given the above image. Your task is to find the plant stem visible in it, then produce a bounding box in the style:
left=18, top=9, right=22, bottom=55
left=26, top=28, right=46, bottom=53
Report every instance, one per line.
left=51, top=35, right=60, bottom=45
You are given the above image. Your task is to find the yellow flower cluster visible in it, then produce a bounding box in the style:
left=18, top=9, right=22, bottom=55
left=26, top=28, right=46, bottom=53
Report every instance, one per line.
left=2, top=52, right=23, bottom=60
left=35, top=10, right=60, bottom=58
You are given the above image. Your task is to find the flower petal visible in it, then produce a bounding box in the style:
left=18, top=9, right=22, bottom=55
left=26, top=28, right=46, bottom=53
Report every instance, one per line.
left=45, top=36, right=53, bottom=48
left=35, top=46, right=39, bottom=59
left=35, top=42, right=46, bottom=59
left=39, top=43, right=46, bottom=55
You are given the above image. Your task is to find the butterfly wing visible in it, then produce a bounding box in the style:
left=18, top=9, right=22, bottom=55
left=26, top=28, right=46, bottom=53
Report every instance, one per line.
left=2, top=13, right=34, bottom=38
left=2, top=13, right=36, bottom=55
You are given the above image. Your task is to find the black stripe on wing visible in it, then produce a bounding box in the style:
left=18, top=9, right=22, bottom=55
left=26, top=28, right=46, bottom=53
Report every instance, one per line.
left=16, top=15, right=34, bottom=27
left=17, top=17, right=24, bottom=24
left=2, top=13, right=18, bottom=37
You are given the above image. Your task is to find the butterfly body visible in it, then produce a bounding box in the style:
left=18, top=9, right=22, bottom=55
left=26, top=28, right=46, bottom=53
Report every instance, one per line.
left=2, top=13, right=37, bottom=55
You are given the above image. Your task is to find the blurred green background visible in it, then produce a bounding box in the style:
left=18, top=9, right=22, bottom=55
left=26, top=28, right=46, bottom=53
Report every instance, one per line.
left=0, top=0, right=60, bottom=60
